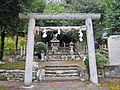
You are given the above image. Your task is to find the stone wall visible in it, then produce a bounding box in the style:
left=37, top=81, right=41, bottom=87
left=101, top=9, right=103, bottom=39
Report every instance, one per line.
left=1, top=65, right=119, bottom=82
left=104, top=65, right=120, bottom=78
left=98, top=65, right=120, bottom=78
left=0, top=69, right=37, bottom=81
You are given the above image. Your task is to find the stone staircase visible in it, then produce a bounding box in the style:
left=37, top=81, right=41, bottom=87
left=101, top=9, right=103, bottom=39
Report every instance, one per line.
left=46, top=47, right=82, bottom=61
left=43, top=65, right=87, bottom=81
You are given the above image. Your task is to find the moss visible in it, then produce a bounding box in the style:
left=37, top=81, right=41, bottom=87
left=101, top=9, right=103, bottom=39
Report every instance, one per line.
left=0, top=61, right=25, bottom=69
left=0, top=76, right=7, bottom=81
left=0, top=86, right=7, bottom=90
left=100, top=78, right=120, bottom=90
left=84, top=80, right=90, bottom=84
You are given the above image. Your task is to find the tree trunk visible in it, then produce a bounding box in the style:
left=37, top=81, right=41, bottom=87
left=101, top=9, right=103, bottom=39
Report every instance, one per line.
left=0, top=27, right=5, bottom=61
left=15, top=35, right=18, bottom=54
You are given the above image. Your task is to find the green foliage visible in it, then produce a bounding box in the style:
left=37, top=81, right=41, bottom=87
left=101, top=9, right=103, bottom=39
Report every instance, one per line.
left=44, top=2, right=69, bottom=13
left=35, top=42, right=47, bottom=53
left=84, top=52, right=108, bottom=76
left=96, top=52, right=108, bottom=64
left=4, top=38, right=15, bottom=53
left=61, top=0, right=107, bottom=40
left=0, top=0, right=27, bottom=60
left=19, top=0, right=45, bottom=13
left=18, top=37, right=27, bottom=47
left=3, top=37, right=26, bottom=54
left=101, top=0, right=120, bottom=36
left=84, top=52, right=108, bottom=69
left=0, top=0, right=24, bottom=36
left=18, top=0, right=46, bottom=34
left=107, top=0, right=120, bottom=35
left=64, top=0, right=106, bottom=13
left=66, top=30, right=79, bottom=42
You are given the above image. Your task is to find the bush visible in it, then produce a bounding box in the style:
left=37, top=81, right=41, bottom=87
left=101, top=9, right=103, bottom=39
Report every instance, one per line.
left=35, top=42, right=47, bottom=53
left=85, top=52, right=108, bottom=66
left=84, top=52, right=108, bottom=75
left=96, top=52, right=108, bottom=65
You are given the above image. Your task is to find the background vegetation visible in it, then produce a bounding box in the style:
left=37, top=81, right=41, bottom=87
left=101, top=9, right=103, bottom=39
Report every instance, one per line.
left=0, top=0, right=120, bottom=61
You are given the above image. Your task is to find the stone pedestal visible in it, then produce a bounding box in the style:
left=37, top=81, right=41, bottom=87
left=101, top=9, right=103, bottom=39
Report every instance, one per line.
left=41, top=53, right=45, bottom=61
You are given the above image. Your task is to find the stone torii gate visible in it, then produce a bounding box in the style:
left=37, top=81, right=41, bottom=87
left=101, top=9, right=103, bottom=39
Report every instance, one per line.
left=19, top=13, right=101, bottom=86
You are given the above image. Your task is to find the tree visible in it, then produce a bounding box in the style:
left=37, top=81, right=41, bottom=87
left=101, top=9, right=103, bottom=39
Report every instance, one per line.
left=62, top=0, right=106, bottom=40
left=44, top=2, right=69, bottom=13
left=107, top=0, right=120, bottom=35
left=0, top=0, right=46, bottom=61
left=0, top=0, right=20, bottom=61
left=19, top=0, right=45, bottom=13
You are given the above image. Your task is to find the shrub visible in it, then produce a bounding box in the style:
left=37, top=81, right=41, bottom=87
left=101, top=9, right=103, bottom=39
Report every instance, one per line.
left=85, top=52, right=108, bottom=66
left=84, top=52, right=108, bottom=75
left=96, top=52, right=108, bottom=65
left=35, top=42, right=47, bottom=53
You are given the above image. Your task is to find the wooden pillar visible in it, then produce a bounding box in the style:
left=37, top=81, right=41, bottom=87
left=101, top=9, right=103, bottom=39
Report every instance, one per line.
left=85, top=17, right=98, bottom=84
left=24, top=18, right=35, bottom=86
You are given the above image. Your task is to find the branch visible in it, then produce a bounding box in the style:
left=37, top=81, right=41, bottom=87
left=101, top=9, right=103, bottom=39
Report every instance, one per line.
left=3, top=0, right=13, bottom=6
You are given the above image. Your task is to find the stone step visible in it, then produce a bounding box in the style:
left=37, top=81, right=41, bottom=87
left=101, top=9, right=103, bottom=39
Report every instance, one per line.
left=45, top=70, right=78, bottom=73
left=37, top=61, right=88, bottom=81
left=45, top=73, right=78, bottom=77
left=45, top=66, right=79, bottom=70
left=44, top=76, right=81, bottom=81
left=45, top=65, right=79, bottom=78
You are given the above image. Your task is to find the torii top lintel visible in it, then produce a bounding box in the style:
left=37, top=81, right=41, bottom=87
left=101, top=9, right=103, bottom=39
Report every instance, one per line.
left=19, top=13, right=101, bottom=20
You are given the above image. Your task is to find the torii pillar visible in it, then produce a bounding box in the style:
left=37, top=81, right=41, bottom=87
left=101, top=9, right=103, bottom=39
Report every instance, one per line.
left=24, top=18, right=35, bottom=86
left=19, top=13, right=100, bottom=86
left=86, top=17, right=98, bottom=84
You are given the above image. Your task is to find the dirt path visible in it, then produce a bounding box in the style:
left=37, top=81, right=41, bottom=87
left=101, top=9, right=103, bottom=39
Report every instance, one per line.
left=0, top=80, right=109, bottom=90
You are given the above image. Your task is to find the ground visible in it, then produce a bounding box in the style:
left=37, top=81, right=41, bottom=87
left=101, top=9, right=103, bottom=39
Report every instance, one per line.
left=0, top=78, right=120, bottom=90
left=1, top=55, right=120, bottom=90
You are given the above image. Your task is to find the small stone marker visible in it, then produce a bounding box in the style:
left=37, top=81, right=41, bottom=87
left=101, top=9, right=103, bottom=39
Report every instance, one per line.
left=0, top=61, right=5, bottom=64
left=108, top=35, right=120, bottom=65
left=36, top=69, right=45, bottom=81
left=9, top=58, right=14, bottom=63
